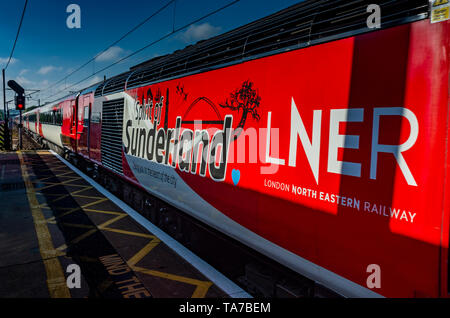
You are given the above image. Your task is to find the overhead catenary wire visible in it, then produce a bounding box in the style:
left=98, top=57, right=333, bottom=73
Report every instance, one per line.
left=41, top=0, right=240, bottom=104
left=3, top=0, right=28, bottom=70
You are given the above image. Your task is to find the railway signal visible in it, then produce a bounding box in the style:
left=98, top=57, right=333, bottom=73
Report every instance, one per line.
left=15, top=94, right=25, bottom=110
left=7, top=80, right=25, bottom=95
left=7, top=80, right=25, bottom=149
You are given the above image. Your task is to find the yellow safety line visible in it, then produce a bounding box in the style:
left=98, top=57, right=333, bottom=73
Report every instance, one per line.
left=18, top=152, right=71, bottom=298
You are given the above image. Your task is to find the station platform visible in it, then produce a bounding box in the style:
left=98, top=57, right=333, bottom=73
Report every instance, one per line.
left=0, top=150, right=247, bottom=298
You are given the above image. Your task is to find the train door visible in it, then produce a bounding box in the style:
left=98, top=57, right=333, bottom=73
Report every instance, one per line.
left=70, top=99, right=78, bottom=151
left=37, top=109, right=43, bottom=136
left=78, top=95, right=91, bottom=158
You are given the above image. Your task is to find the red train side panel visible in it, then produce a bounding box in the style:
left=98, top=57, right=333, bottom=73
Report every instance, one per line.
left=116, top=19, right=449, bottom=297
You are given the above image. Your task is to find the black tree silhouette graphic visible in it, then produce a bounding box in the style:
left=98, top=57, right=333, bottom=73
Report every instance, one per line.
left=219, top=80, right=261, bottom=139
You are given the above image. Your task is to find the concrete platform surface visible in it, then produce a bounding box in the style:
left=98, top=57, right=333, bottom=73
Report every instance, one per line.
left=0, top=151, right=227, bottom=298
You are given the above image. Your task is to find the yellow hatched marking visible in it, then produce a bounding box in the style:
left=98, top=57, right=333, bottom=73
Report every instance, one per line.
left=49, top=193, right=103, bottom=204
left=98, top=279, right=114, bottom=293
left=33, top=151, right=216, bottom=298
left=55, top=244, right=67, bottom=251
left=78, top=256, right=99, bottom=263
left=60, top=223, right=96, bottom=229
left=127, top=240, right=161, bottom=267
left=101, top=227, right=155, bottom=239
left=72, top=194, right=105, bottom=200
left=69, top=228, right=98, bottom=244
left=36, top=179, right=85, bottom=191
left=43, top=187, right=95, bottom=204
left=97, top=214, right=128, bottom=229
left=84, top=208, right=126, bottom=215
left=33, top=192, right=69, bottom=197
left=33, top=187, right=94, bottom=203
left=26, top=165, right=67, bottom=172
left=132, top=266, right=213, bottom=298
left=46, top=198, right=109, bottom=223
left=38, top=171, right=77, bottom=182
left=18, top=152, right=71, bottom=298
left=55, top=228, right=98, bottom=252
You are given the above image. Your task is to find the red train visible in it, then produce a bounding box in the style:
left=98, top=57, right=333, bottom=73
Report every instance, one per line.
left=22, top=1, right=449, bottom=297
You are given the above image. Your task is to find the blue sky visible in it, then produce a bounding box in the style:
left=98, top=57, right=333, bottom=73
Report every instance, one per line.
left=0, top=0, right=303, bottom=109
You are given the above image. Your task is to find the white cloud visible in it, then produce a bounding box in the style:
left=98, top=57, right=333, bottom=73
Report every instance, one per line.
left=13, top=76, right=48, bottom=90
left=0, top=57, right=18, bottom=65
left=38, top=65, right=63, bottom=75
left=95, top=46, right=125, bottom=62
left=179, top=23, right=221, bottom=43
left=15, top=76, right=35, bottom=87
left=19, top=69, right=29, bottom=76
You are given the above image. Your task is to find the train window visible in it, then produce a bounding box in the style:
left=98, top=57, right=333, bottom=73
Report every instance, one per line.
left=56, top=109, right=62, bottom=126
left=72, top=105, right=76, bottom=125
left=83, top=106, right=89, bottom=127
left=91, top=112, right=100, bottom=123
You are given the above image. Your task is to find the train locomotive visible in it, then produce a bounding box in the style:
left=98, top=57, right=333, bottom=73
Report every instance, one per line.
left=22, top=0, right=450, bottom=297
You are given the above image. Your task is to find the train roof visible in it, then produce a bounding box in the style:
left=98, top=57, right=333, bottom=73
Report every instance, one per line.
left=93, top=0, right=428, bottom=97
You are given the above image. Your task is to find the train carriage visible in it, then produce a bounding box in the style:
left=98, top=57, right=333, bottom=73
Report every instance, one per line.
left=23, top=0, right=450, bottom=297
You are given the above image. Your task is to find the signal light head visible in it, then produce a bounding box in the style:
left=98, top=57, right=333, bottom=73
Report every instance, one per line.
left=15, top=94, right=25, bottom=111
